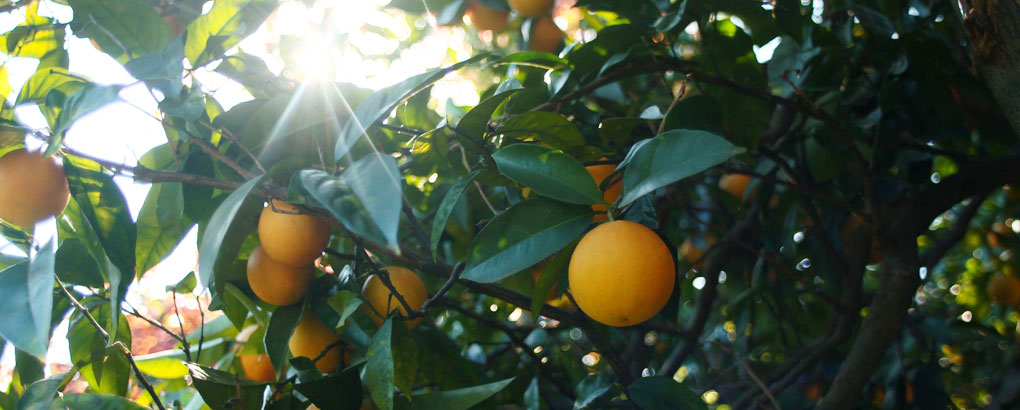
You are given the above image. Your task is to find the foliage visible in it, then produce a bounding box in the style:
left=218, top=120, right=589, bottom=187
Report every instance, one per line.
left=0, top=0, right=1017, bottom=409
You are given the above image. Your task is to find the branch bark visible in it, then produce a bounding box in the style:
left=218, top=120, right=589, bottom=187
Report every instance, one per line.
left=962, top=0, right=1020, bottom=137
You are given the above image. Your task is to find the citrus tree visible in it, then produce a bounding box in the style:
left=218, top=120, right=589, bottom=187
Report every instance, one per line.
left=0, top=0, right=1019, bottom=409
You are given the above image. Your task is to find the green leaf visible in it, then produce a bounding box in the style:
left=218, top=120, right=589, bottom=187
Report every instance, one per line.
left=196, top=175, right=263, bottom=289
left=264, top=303, right=304, bottom=373
left=68, top=300, right=131, bottom=396
left=530, top=240, right=575, bottom=318
left=393, top=378, right=515, bottom=410
left=413, top=327, right=481, bottom=389
left=67, top=0, right=171, bottom=60
left=62, top=393, right=151, bottom=410
left=14, top=348, right=44, bottom=387
left=524, top=377, right=540, bottom=410
left=187, top=363, right=267, bottom=410
left=430, top=170, right=479, bottom=258
left=365, top=319, right=395, bottom=410
left=133, top=349, right=190, bottom=379
left=456, top=88, right=521, bottom=139
left=136, top=182, right=193, bottom=276
left=495, top=112, right=585, bottom=151
left=463, top=197, right=592, bottom=283
left=54, top=238, right=104, bottom=288
left=492, top=144, right=604, bottom=205
left=0, top=23, right=64, bottom=59
left=627, top=376, right=707, bottom=410
left=293, top=367, right=363, bottom=410
left=17, top=373, right=65, bottom=410
left=326, top=290, right=363, bottom=331
left=224, top=282, right=268, bottom=327
left=0, top=240, right=54, bottom=359
left=50, top=85, right=122, bottom=155
left=123, top=36, right=184, bottom=101
left=334, top=55, right=487, bottom=161
left=574, top=373, right=612, bottom=409
left=184, top=0, right=278, bottom=67
left=391, top=322, right=418, bottom=397
left=298, top=153, right=403, bottom=250
left=618, top=130, right=742, bottom=206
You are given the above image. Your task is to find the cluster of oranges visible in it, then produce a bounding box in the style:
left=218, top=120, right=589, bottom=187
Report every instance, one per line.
left=464, top=0, right=565, bottom=54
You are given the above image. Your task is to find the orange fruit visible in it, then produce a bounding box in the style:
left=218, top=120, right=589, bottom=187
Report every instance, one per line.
left=718, top=173, right=751, bottom=201
left=289, top=313, right=342, bottom=373
left=508, top=0, right=554, bottom=17
left=0, top=149, right=70, bottom=228
left=986, top=273, right=1020, bottom=305
left=257, top=199, right=332, bottom=267
left=239, top=353, right=276, bottom=382
left=842, top=215, right=883, bottom=264
left=362, top=266, right=428, bottom=328
left=466, top=0, right=509, bottom=32
left=246, top=244, right=315, bottom=306
left=587, top=161, right=622, bottom=223
left=680, top=234, right=716, bottom=269
left=529, top=17, right=564, bottom=54
left=568, top=221, right=675, bottom=326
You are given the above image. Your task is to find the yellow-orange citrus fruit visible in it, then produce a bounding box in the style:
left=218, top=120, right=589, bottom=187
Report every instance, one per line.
left=466, top=0, right=509, bottom=32
left=529, top=17, right=564, bottom=54
left=239, top=353, right=276, bottom=382
left=258, top=199, right=331, bottom=267
left=841, top=215, right=883, bottom=264
left=508, top=0, right=554, bottom=17
left=569, top=221, right=675, bottom=326
left=247, top=244, right=315, bottom=306
left=0, top=149, right=70, bottom=228
left=289, top=313, right=342, bottom=373
left=587, top=161, right=622, bottom=223
left=718, top=173, right=751, bottom=201
left=680, top=234, right=716, bottom=269
left=362, top=266, right=428, bottom=328
left=987, top=273, right=1020, bottom=305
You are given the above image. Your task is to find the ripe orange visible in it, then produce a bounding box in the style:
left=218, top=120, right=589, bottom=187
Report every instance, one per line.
left=718, top=173, right=751, bottom=201
left=362, top=266, right=428, bottom=328
left=246, top=244, right=315, bottom=306
left=986, top=273, right=1020, bottom=305
left=239, top=353, right=276, bottom=382
left=0, top=149, right=70, bottom=228
left=587, top=161, right=622, bottom=223
left=257, top=199, right=332, bottom=267
left=529, top=17, right=564, bottom=54
left=289, top=313, right=342, bottom=373
left=568, top=221, right=675, bottom=326
left=842, top=215, right=883, bottom=264
left=466, top=0, right=509, bottom=32
left=680, top=234, right=716, bottom=269
left=508, top=0, right=554, bottom=17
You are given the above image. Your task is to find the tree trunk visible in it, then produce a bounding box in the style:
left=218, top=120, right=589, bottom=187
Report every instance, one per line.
left=963, top=0, right=1020, bottom=137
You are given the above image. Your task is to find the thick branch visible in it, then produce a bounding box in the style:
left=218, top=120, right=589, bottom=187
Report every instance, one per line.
left=962, top=0, right=1020, bottom=137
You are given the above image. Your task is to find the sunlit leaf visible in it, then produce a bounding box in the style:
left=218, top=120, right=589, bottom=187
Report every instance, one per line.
left=185, top=0, right=279, bottom=67
left=618, top=130, right=742, bottom=206
left=136, top=182, right=193, bottom=276
left=495, top=111, right=586, bottom=151
left=67, top=0, right=171, bottom=61
left=62, top=393, right=152, bottom=410
left=463, top=197, right=592, bottom=283
left=196, top=175, right=263, bottom=290
left=365, top=319, right=395, bottom=410
left=492, top=144, right=604, bottom=205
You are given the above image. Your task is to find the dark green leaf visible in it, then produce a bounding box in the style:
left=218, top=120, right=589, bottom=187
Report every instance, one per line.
left=495, top=112, right=585, bottom=151
left=574, top=373, right=612, bottom=409
left=293, top=367, right=363, bottom=410
left=627, top=376, right=707, bottom=410
left=457, top=88, right=521, bottom=139
left=618, top=130, right=741, bottom=206
left=326, top=290, right=363, bottom=331
left=393, top=378, right=514, bottom=410
left=265, top=303, right=304, bottom=373
left=365, top=319, right=395, bottom=410
left=430, top=170, right=478, bottom=258
left=17, top=373, right=65, bottom=410
left=62, top=393, right=151, bottom=410
left=187, top=363, right=267, bottom=410
left=391, top=322, right=418, bottom=397
left=530, top=239, right=575, bottom=317
left=196, top=175, right=263, bottom=289
left=136, top=182, right=192, bottom=276
left=524, top=376, right=540, bottom=410
left=54, top=238, right=103, bottom=288
left=463, top=197, right=592, bottom=283
left=67, top=0, right=171, bottom=60
left=14, top=348, right=43, bottom=387
left=492, top=144, right=604, bottom=205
